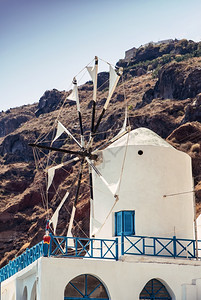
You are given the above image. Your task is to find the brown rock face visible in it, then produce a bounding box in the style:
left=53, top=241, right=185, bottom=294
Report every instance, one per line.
left=154, top=62, right=201, bottom=100
left=0, top=105, right=36, bottom=138
left=35, top=89, right=67, bottom=117
left=141, top=58, right=201, bottom=108
left=167, top=122, right=201, bottom=214
left=183, top=93, right=201, bottom=123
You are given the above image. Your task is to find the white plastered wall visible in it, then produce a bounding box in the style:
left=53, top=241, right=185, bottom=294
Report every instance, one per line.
left=1, top=261, right=38, bottom=300
left=23, top=257, right=201, bottom=300
left=92, top=128, right=194, bottom=240
left=1, top=278, right=16, bottom=300
left=3, top=256, right=201, bottom=299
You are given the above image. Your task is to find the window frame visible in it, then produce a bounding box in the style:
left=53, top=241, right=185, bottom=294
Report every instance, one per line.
left=64, top=274, right=109, bottom=299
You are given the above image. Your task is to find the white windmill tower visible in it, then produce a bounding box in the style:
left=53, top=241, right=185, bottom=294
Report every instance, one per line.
left=91, top=127, right=195, bottom=242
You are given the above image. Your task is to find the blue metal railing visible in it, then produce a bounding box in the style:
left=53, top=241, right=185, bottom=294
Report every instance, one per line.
left=121, top=235, right=201, bottom=258
left=1, top=234, right=200, bottom=283
left=0, top=241, right=44, bottom=283
left=0, top=236, right=118, bottom=283
left=49, top=235, right=118, bottom=261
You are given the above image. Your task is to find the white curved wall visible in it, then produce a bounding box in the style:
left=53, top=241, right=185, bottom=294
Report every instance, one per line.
left=92, top=129, right=194, bottom=240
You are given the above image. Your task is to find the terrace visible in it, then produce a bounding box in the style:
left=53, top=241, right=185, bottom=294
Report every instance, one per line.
left=1, top=234, right=201, bottom=283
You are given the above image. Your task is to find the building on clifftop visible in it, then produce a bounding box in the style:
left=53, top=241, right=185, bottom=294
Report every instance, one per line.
left=1, top=128, right=201, bottom=300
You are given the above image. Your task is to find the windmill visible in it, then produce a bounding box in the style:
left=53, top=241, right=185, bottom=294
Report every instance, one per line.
left=29, top=56, right=129, bottom=240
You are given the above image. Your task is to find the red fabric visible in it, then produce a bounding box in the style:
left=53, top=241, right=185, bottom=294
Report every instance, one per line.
left=43, top=234, right=51, bottom=244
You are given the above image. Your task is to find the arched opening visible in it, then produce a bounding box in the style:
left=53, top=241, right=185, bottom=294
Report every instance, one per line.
left=139, top=278, right=171, bottom=299
left=64, top=274, right=109, bottom=299
left=23, top=286, right=28, bottom=300
left=30, top=281, right=37, bottom=300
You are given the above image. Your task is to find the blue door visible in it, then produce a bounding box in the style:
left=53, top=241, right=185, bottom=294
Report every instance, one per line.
left=64, top=274, right=109, bottom=299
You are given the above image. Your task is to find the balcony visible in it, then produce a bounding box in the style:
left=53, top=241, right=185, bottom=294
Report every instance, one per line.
left=0, top=234, right=201, bottom=283
left=0, top=235, right=118, bottom=283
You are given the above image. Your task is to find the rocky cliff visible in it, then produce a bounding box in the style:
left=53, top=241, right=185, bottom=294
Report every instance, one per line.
left=1, top=39, right=201, bottom=267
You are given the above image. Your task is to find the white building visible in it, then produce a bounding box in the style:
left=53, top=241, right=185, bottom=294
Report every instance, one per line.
left=92, top=128, right=194, bottom=240
left=1, top=127, right=201, bottom=300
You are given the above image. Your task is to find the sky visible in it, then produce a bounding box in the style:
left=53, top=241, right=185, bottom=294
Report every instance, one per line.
left=1, top=0, right=201, bottom=111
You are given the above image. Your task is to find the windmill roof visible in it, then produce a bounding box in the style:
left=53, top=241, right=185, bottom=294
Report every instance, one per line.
left=108, top=128, right=173, bottom=148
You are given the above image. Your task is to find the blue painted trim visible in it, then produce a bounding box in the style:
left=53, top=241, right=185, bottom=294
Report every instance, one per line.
left=64, top=274, right=109, bottom=300
left=139, top=278, right=171, bottom=299
left=115, top=210, right=135, bottom=236
left=121, top=235, right=199, bottom=259
left=69, top=282, right=85, bottom=297
left=1, top=233, right=200, bottom=284
left=173, top=235, right=177, bottom=258
left=50, top=235, right=118, bottom=261
left=0, top=241, right=44, bottom=283
left=88, top=282, right=101, bottom=297
left=115, top=237, right=119, bottom=261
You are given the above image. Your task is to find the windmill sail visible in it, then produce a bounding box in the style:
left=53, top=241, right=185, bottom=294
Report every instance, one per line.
left=87, top=57, right=99, bottom=146
left=91, top=203, right=102, bottom=236
left=49, top=191, right=69, bottom=235
left=52, top=121, right=66, bottom=143
left=93, top=65, right=123, bottom=134
left=30, top=57, right=123, bottom=243
left=104, top=65, right=123, bottom=110
left=66, top=80, right=79, bottom=102
left=67, top=78, right=84, bottom=147
left=53, top=121, right=82, bottom=148
left=47, top=157, right=80, bottom=191
left=47, top=166, right=57, bottom=191
left=67, top=206, right=76, bottom=237
left=86, top=56, right=98, bottom=103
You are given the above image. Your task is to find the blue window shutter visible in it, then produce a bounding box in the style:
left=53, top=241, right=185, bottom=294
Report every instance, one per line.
left=115, top=211, right=123, bottom=236
left=124, top=211, right=134, bottom=236
left=115, top=211, right=135, bottom=236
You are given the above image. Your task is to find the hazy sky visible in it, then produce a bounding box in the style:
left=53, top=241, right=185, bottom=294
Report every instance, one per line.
left=1, top=0, right=201, bottom=111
